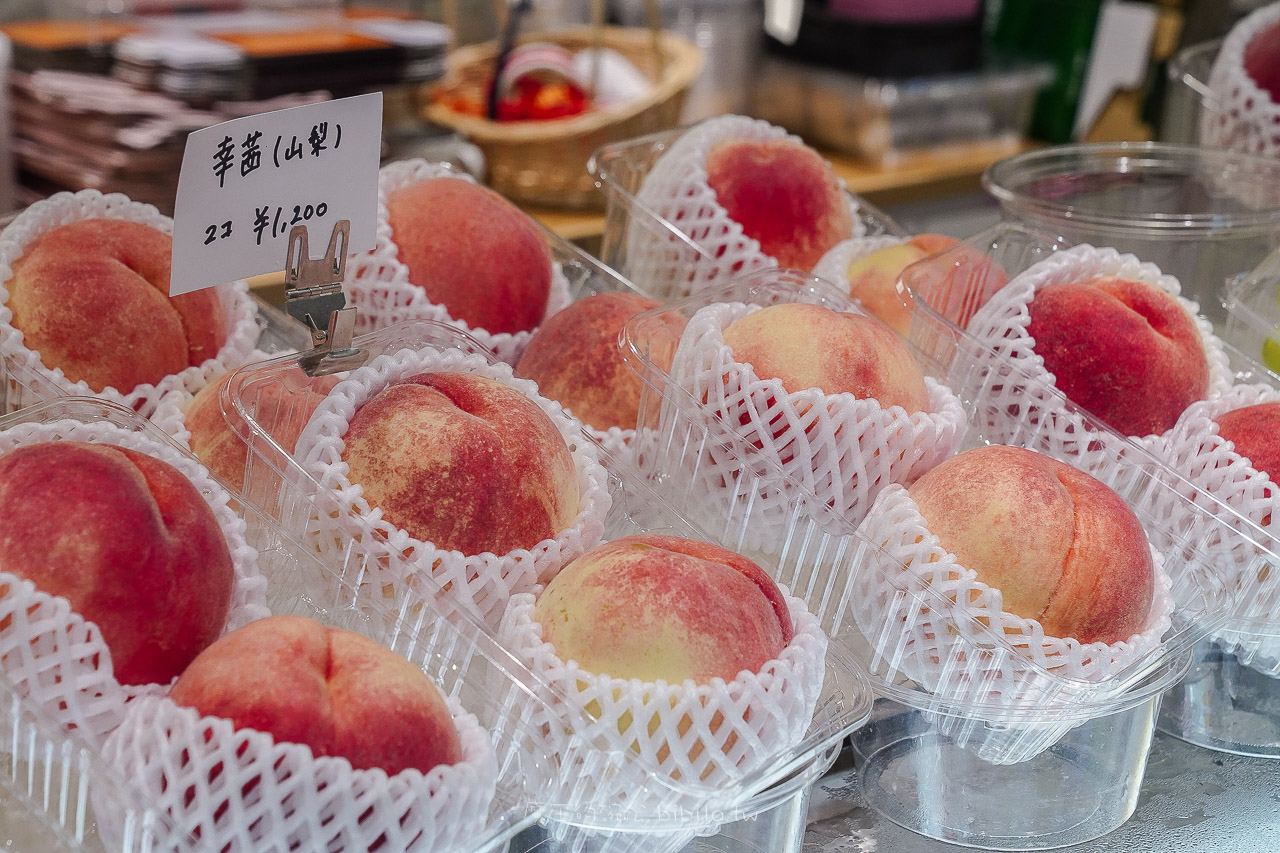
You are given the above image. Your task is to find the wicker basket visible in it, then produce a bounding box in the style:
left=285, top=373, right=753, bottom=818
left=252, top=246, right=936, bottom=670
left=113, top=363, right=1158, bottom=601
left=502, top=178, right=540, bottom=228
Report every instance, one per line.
left=424, top=24, right=703, bottom=210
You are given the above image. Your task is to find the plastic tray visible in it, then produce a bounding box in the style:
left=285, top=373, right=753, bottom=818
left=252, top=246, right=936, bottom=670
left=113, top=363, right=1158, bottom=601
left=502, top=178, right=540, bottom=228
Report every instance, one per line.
left=898, top=224, right=1280, bottom=760
left=617, top=257, right=1242, bottom=847
left=1221, top=244, right=1280, bottom=376
left=220, top=317, right=874, bottom=845
left=0, top=395, right=565, bottom=853
left=586, top=122, right=905, bottom=301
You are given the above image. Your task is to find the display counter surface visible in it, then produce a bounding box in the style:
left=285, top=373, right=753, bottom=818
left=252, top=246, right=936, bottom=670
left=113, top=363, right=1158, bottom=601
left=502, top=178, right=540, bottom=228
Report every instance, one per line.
left=805, top=731, right=1280, bottom=853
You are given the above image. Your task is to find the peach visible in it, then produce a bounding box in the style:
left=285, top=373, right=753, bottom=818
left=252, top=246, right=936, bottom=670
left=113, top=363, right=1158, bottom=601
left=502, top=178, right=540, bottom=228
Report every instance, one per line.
left=341, top=371, right=579, bottom=556
left=7, top=219, right=228, bottom=393
left=1245, top=21, right=1280, bottom=102
left=907, top=445, right=1154, bottom=645
left=1026, top=276, right=1209, bottom=437
left=0, top=441, right=235, bottom=685
left=534, top=534, right=792, bottom=683
left=386, top=177, right=552, bottom=335
left=843, top=242, right=930, bottom=335
left=185, top=368, right=337, bottom=492
left=169, top=615, right=462, bottom=775
left=721, top=302, right=929, bottom=414
left=514, top=291, right=682, bottom=432
left=1217, top=401, right=1280, bottom=482
left=704, top=139, right=852, bottom=271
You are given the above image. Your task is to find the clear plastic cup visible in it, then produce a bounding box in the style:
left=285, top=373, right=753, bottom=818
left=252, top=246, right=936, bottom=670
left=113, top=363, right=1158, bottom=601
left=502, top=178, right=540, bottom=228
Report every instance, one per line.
left=1162, top=39, right=1221, bottom=145
left=982, top=142, right=1280, bottom=326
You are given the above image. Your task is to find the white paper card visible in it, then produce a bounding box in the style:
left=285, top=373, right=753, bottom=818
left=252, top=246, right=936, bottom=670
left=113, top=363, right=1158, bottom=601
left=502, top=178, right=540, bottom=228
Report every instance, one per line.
left=170, top=93, right=382, bottom=296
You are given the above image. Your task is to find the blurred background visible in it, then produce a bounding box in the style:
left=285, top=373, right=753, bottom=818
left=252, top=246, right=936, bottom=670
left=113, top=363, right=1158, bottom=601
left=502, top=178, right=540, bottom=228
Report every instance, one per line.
left=0, top=0, right=1274, bottom=246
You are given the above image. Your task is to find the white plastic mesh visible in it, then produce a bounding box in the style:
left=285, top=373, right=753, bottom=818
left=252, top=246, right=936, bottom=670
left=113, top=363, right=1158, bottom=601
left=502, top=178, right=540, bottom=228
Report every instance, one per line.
left=962, top=244, right=1233, bottom=456
left=97, top=689, right=497, bottom=853
left=288, top=347, right=612, bottom=629
left=1137, top=383, right=1280, bottom=675
left=0, top=190, right=261, bottom=419
left=649, top=302, right=965, bottom=552
left=852, top=482, right=1175, bottom=763
left=496, top=589, right=827, bottom=821
left=626, top=115, right=864, bottom=300
left=810, top=235, right=908, bottom=296
left=341, top=159, right=572, bottom=365
left=0, top=418, right=269, bottom=749
left=1203, top=2, right=1280, bottom=160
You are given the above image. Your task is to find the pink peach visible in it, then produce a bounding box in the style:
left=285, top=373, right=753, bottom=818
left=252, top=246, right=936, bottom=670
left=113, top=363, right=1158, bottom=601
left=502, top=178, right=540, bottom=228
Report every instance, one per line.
left=169, top=615, right=462, bottom=776
left=1026, top=276, right=1209, bottom=437
left=7, top=219, right=228, bottom=393
left=341, top=371, right=579, bottom=556
left=0, top=441, right=235, bottom=685
left=705, top=139, right=852, bottom=271
left=908, top=445, right=1154, bottom=645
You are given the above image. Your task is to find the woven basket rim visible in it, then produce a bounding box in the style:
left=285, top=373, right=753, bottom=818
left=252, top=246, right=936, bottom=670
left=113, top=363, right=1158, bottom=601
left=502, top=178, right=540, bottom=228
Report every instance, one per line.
left=424, top=25, right=703, bottom=142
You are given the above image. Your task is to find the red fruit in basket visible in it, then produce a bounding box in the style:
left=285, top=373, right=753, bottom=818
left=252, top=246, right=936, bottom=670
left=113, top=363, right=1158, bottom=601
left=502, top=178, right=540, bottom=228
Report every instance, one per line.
left=1244, top=21, right=1280, bottom=102
left=386, top=177, right=553, bottom=335
left=705, top=139, right=852, bottom=271
left=1026, top=276, right=1209, bottom=437
left=169, top=615, right=463, bottom=775
left=908, top=445, right=1155, bottom=645
left=7, top=219, right=228, bottom=393
left=0, top=441, right=235, bottom=685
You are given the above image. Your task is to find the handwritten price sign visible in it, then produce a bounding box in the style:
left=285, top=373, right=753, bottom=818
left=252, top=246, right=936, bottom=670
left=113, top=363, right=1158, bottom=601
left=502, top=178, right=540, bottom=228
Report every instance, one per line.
left=171, top=93, right=381, bottom=296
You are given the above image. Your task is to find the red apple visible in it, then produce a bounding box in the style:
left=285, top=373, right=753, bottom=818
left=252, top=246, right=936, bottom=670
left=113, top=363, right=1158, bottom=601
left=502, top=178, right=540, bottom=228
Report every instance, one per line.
left=386, top=178, right=552, bottom=335
left=7, top=219, right=228, bottom=393
left=704, top=139, right=852, bottom=271
left=907, top=445, right=1154, bottom=645
left=1026, top=276, right=1209, bottom=437
left=533, top=534, right=793, bottom=683
left=169, top=615, right=462, bottom=776
left=721, top=302, right=929, bottom=414
left=341, top=371, right=580, bottom=556
left=0, top=441, right=235, bottom=685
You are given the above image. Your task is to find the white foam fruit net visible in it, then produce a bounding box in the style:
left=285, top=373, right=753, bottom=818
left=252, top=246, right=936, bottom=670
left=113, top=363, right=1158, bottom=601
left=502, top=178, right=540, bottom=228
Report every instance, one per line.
left=962, top=244, right=1233, bottom=461
left=288, top=347, right=612, bottom=629
left=97, top=689, right=498, bottom=853
left=646, top=302, right=966, bottom=552
left=1137, top=383, right=1280, bottom=675
left=0, top=419, right=269, bottom=750
left=852, top=483, right=1175, bottom=763
left=1203, top=2, right=1280, bottom=160
left=0, top=190, right=261, bottom=419
left=341, top=159, right=572, bottom=365
left=810, top=235, right=908, bottom=295
left=626, top=115, right=864, bottom=300
left=496, top=589, right=827, bottom=826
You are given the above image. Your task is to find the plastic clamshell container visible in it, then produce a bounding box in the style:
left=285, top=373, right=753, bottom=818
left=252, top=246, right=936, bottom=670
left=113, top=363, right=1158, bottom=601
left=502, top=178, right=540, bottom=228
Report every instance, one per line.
left=1221, top=243, right=1280, bottom=376
left=587, top=122, right=904, bottom=301
left=220, top=318, right=874, bottom=852
left=749, top=53, right=1053, bottom=166
left=982, top=142, right=1280, bottom=327
left=899, top=224, right=1280, bottom=764
left=619, top=256, right=1241, bottom=848
left=0, top=395, right=565, bottom=853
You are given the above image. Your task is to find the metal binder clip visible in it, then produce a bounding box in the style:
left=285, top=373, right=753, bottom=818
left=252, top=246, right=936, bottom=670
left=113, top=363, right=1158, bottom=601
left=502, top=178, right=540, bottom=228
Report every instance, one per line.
left=283, top=219, right=369, bottom=376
